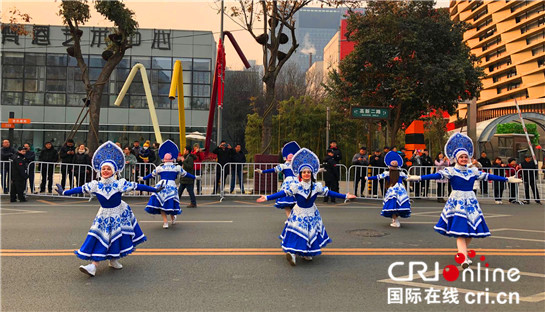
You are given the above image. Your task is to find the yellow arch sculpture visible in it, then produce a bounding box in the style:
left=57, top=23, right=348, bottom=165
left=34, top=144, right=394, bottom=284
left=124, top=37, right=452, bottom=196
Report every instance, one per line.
left=169, top=60, right=186, bottom=149
left=114, top=63, right=163, bottom=144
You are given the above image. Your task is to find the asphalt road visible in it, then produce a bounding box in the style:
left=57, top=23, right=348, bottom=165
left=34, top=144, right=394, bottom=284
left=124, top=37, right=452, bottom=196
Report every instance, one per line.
left=1, top=196, right=544, bottom=312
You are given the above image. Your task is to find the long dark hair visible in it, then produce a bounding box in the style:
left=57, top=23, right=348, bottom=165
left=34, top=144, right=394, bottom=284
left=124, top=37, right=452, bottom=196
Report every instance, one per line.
left=385, top=167, right=399, bottom=189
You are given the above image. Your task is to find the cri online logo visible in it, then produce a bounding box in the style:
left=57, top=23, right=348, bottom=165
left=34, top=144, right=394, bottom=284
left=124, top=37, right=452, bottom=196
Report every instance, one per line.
left=388, top=250, right=521, bottom=282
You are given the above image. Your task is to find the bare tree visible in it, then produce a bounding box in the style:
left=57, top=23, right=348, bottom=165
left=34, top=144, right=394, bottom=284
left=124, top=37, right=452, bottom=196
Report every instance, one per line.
left=59, top=0, right=138, bottom=153
left=226, top=0, right=361, bottom=153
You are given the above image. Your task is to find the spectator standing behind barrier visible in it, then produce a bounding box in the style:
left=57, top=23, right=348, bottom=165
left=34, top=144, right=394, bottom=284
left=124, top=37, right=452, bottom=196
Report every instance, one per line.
left=230, top=144, right=246, bottom=194
left=492, top=157, right=506, bottom=204
left=191, top=144, right=205, bottom=195
left=469, top=158, right=482, bottom=194
left=59, top=139, right=76, bottom=189
left=152, top=142, right=161, bottom=167
left=399, top=148, right=409, bottom=170
left=420, top=149, right=433, bottom=197
left=506, top=158, right=521, bottom=203
left=369, top=150, right=385, bottom=197
left=131, top=140, right=142, bottom=157
left=323, top=149, right=340, bottom=203
left=478, top=152, right=492, bottom=196
left=352, top=147, right=369, bottom=197
left=1, top=139, right=16, bottom=193
left=122, top=146, right=137, bottom=181
left=73, top=144, right=91, bottom=187
left=23, top=143, right=36, bottom=193
left=39, top=141, right=57, bottom=193
left=10, top=147, right=28, bottom=202
left=137, top=142, right=156, bottom=186
left=410, top=150, right=423, bottom=197
left=212, top=141, right=233, bottom=194
left=435, top=152, right=449, bottom=203
left=520, top=154, right=541, bottom=204
left=178, top=146, right=197, bottom=208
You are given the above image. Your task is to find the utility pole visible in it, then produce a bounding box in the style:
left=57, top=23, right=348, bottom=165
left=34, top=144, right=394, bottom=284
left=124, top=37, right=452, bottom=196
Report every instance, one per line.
left=326, top=107, right=330, bottom=149
left=217, top=0, right=224, bottom=146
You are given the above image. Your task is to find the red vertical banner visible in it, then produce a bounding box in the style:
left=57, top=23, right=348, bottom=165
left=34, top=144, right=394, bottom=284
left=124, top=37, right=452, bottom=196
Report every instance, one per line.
left=205, top=39, right=225, bottom=155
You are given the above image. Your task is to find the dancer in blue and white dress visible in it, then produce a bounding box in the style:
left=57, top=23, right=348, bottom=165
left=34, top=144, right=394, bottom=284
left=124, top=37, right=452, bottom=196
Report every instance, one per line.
left=140, top=140, right=196, bottom=229
left=366, top=151, right=410, bottom=228
left=258, top=148, right=356, bottom=266
left=408, top=133, right=522, bottom=269
left=56, top=141, right=162, bottom=277
left=255, top=141, right=300, bottom=217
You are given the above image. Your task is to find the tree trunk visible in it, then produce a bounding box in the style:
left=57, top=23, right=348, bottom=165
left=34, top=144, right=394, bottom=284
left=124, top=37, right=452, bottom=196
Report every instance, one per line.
left=87, top=87, right=103, bottom=153
left=261, top=78, right=276, bottom=154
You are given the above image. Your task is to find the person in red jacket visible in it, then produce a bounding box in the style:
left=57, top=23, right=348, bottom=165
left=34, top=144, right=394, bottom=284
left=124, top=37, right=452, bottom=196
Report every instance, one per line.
left=191, top=143, right=205, bottom=195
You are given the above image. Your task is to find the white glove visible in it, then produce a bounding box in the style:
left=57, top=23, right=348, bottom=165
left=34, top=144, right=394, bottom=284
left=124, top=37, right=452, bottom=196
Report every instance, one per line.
left=318, top=168, right=326, bottom=173
left=254, top=169, right=263, bottom=174
left=507, top=176, right=522, bottom=184
left=364, top=176, right=368, bottom=180
left=407, top=175, right=421, bottom=182
left=137, top=176, right=144, bottom=182
left=195, top=176, right=202, bottom=180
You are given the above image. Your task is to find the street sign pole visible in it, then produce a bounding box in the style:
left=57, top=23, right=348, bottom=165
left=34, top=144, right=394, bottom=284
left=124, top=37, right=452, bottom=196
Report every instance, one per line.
left=514, top=99, right=537, bottom=165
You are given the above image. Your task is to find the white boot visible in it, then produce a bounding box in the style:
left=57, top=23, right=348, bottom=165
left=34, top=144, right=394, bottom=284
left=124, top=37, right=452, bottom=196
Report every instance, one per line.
left=286, top=253, right=296, bottom=266
left=163, top=222, right=168, bottom=229
left=79, top=263, right=96, bottom=276
left=109, top=259, right=123, bottom=270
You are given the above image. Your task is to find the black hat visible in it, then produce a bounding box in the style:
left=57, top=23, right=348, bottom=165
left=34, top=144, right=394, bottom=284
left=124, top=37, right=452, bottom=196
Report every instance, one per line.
left=17, top=146, right=25, bottom=151
left=360, top=146, right=367, bottom=150
left=327, top=149, right=334, bottom=154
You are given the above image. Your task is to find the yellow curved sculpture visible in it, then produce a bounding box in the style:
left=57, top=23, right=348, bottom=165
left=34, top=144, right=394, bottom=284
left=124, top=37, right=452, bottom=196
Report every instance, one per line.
left=113, top=63, right=163, bottom=144
left=169, top=60, right=186, bottom=149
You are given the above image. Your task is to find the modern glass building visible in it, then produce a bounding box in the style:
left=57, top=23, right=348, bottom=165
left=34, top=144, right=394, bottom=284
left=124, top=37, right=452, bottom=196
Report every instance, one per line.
left=1, top=25, right=215, bottom=149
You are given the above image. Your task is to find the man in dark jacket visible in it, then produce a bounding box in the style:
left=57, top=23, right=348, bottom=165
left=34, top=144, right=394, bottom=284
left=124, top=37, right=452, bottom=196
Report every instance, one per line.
left=352, top=147, right=369, bottom=197
left=212, top=141, right=233, bottom=194
left=1, top=139, right=16, bottom=193
left=420, top=149, right=433, bottom=197
left=23, top=143, right=36, bottom=193
left=520, top=155, right=541, bottom=204
left=369, top=150, right=385, bottom=197
left=59, top=139, right=76, bottom=189
left=323, top=149, right=340, bottom=203
left=478, top=152, right=492, bottom=196
left=178, top=146, right=197, bottom=208
left=39, top=141, right=58, bottom=193
left=230, top=144, right=246, bottom=194
left=10, top=147, right=29, bottom=202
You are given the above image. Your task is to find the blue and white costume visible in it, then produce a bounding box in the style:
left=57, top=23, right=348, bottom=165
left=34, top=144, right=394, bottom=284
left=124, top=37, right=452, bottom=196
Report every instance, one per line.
left=143, top=140, right=195, bottom=216
left=367, top=152, right=411, bottom=218
left=419, top=133, right=508, bottom=238
left=61, top=141, right=158, bottom=261
left=260, top=141, right=300, bottom=209
left=265, top=148, right=347, bottom=257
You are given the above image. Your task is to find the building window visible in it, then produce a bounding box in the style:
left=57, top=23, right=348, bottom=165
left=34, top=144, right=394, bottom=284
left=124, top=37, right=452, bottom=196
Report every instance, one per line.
left=532, top=44, right=545, bottom=56
left=473, top=7, right=488, bottom=21
left=511, top=0, right=529, bottom=13
left=538, top=57, right=545, bottom=67
left=476, top=17, right=492, bottom=31
left=526, top=30, right=545, bottom=45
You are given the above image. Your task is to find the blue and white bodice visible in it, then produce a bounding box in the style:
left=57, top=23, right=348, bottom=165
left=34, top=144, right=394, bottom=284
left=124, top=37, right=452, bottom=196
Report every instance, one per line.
left=263, top=162, right=297, bottom=190
left=143, top=163, right=195, bottom=187
left=369, top=170, right=409, bottom=205
left=421, top=166, right=506, bottom=190
left=267, top=181, right=346, bottom=208
left=63, top=177, right=157, bottom=208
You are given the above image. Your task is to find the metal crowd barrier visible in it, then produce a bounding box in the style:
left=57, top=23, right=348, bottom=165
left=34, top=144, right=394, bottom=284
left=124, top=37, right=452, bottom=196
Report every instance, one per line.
left=3, top=160, right=540, bottom=205
left=515, top=168, right=543, bottom=203
left=1, top=160, right=11, bottom=195
left=221, top=162, right=279, bottom=197
left=348, top=165, right=409, bottom=199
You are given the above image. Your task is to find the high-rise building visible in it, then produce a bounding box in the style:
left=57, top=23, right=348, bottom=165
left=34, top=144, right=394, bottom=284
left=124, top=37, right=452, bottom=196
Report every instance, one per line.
left=450, top=0, right=545, bottom=122
left=1, top=25, right=215, bottom=149
left=287, top=7, right=344, bottom=72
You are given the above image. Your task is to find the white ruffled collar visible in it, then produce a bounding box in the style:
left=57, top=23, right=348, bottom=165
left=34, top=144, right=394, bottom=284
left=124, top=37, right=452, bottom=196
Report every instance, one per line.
left=100, top=176, right=116, bottom=184
left=454, top=164, right=468, bottom=171
left=300, top=180, right=312, bottom=189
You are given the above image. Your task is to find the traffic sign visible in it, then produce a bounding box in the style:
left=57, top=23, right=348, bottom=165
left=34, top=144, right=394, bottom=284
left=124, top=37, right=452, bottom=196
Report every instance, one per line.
left=8, top=118, right=31, bottom=124
left=1, top=123, right=14, bottom=128
left=350, top=106, right=390, bottom=119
